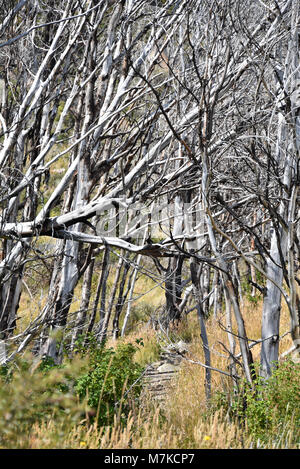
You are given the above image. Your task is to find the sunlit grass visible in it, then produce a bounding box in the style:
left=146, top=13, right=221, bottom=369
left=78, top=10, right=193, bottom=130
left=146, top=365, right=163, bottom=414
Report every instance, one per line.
left=7, top=261, right=300, bottom=450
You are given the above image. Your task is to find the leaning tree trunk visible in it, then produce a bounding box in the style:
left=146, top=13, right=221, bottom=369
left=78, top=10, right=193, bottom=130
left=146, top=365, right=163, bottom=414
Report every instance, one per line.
left=0, top=100, right=47, bottom=352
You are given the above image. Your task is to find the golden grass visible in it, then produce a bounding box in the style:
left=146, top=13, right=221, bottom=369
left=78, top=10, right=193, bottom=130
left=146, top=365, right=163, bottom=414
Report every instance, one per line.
left=9, top=263, right=299, bottom=450
left=16, top=258, right=165, bottom=342
left=9, top=296, right=298, bottom=450
left=132, top=275, right=165, bottom=309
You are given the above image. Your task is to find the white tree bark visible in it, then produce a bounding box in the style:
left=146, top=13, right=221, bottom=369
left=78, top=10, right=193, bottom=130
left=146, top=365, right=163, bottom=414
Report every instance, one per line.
left=260, top=1, right=300, bottom=377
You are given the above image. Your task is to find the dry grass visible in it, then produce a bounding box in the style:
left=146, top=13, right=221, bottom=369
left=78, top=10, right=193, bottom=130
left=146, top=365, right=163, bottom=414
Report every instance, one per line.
left=6, top=270, right=299, bottom=450
left=10, top=296, right=298, bottom=450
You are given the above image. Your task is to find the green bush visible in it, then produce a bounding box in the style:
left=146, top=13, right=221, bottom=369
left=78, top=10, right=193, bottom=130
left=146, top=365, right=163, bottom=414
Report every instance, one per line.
left=0, top=341, right=144, bottom=447
left=75, top=342, right=144, bottom=426
left=231, top=360, right=300, bottom=446
left=0, top=354, right=86, bottom=448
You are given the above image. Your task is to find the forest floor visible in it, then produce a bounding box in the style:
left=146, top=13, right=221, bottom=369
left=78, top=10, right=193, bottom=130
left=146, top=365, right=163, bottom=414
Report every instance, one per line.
left=1, top=266, right=299, bottom=449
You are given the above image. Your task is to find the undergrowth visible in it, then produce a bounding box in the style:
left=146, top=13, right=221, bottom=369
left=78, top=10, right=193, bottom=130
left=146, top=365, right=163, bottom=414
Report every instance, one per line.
left=0, top=339, right=144, bottom=448
left=0, top=306, right=299, bottom=449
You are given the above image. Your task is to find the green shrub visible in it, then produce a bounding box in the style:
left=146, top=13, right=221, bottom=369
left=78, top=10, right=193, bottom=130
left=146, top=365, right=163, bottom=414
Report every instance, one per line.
left=75, top=342, right=143, bottom=426
left=0, top=354, right=86, bottom=448
left=230, top=360, right=300, bottom=446
left=0, top=341, right=144, bottom=447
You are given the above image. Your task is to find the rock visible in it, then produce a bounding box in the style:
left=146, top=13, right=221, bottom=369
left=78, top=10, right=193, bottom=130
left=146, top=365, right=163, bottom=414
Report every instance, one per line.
left=150, top=360, right=165, bottom=368
left=157, top=363, right=178, bottom=373
left=141, top=340, right=188, bottom=405
left=177, top=340, right=189, bottom=354
left=165, top=340, right=188, bottom=354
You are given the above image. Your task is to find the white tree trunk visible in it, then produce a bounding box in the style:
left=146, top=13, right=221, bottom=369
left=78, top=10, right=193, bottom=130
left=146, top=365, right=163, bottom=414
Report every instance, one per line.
left=260, top=1, right=300, bottom=377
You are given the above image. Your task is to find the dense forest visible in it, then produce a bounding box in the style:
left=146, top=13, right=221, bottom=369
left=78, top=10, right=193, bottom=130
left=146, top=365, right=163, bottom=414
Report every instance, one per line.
left=0, top=0, right=299, bottom=450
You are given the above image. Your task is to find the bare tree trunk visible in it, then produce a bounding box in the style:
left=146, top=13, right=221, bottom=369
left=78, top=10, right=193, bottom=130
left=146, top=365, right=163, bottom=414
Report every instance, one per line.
left=250, top=212, right=257, bottom=297
left=97, top=252, right=125, bottom=343
left=165, top=256, right=184, bottom=326
left=112, top=256, right=132, bottom=340
left=260, top=2, right=300, bottom=377
left=85, top=247, right=110, bottom=343
left=121, top=254, right=142, bottom=337
left=190, top=258, right=211, bottom=402
left=223, top=283, right=238, bottom=385
left=203, top=155, right=254, bottom=385
left=287, top=186, right=300, bottom=361
left=164, top=194, right=185, bottom=325
left=201, top=263, right=211, bottom=317
left=70, top=257, right=95, bottom=349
